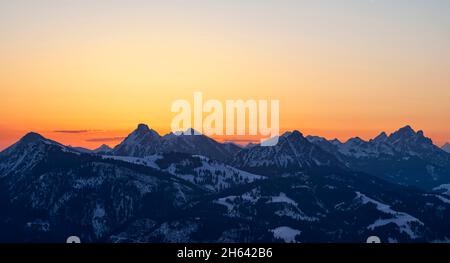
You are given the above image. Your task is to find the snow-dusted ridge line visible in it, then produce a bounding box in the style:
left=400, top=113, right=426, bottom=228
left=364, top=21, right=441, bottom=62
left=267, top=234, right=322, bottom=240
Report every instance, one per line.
left=270, top=226, right=301, bottom=243
left=355, top=192, right=423, bottom=239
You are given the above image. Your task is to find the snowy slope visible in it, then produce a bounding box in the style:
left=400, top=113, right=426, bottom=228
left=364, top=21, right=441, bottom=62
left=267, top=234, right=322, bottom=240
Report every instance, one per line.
left=442, top=143, right=450, bottom=153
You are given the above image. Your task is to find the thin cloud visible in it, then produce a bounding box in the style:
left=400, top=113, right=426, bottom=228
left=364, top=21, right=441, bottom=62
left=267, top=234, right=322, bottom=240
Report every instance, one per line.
left=53, top=130, right=90, bottom=134
left=86, top=137, right=125, bottom=142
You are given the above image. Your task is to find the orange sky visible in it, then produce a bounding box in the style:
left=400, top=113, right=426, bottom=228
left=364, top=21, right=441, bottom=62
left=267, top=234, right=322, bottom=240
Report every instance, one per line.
left=1, top=1, right=449, bottom=150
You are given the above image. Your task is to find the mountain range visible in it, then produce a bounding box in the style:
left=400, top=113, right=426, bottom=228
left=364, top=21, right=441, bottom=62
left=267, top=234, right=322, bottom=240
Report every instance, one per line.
left=1, top=124, right=450, bottom=243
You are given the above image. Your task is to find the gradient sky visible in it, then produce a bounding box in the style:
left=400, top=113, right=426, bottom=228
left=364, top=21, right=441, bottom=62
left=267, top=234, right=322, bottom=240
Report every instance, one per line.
left=1, top=0, right=450, bottom=150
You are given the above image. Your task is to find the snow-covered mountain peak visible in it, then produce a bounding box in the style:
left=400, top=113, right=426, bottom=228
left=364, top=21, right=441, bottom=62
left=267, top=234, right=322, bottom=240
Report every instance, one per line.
left=387, top=125, right=433, bottom=145
left=290, top=130, right=304, bottom=138
left=182, top=128, right=202, bottom=135
left=306, top=135, right=327, bottom=144
left=282, top=130, right=304, bottom=139
left=279, top=131, right=306, bottom=145
left=330, top=139, right=342, bottom=146
left=112, top=124, right=161, bottom=156
left=94, top=144, right=112, bottom=153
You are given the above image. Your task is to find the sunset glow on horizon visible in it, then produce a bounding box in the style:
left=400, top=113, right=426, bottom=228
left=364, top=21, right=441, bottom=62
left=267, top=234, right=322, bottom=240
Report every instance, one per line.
left=1, top=0, right=450, bottom=150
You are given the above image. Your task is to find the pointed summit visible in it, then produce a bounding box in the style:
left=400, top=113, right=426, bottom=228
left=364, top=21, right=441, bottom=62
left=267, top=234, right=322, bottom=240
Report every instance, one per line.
left=97, top=144, right=111, bottom=149
left=233, top=129, right=344, bottom=174
left=290, top=130, right=304, bottom=137
left=182, top=128, right=202, bottom=135
left=112, top=123, right=161, bottom=156
left=393, top=125, right=416, bottom=137
left=136, top=123, right=151, bottom=133
left=372, top=132, right=388, bottom=143
left=20, top=132, right=46, bottom=143
left=165, top=128, right=203, bottom=137
left=93, top=144, right=112, bottom=153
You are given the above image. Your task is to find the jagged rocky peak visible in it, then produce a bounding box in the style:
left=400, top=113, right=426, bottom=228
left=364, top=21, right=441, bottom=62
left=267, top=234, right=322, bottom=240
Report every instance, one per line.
left=330, top=138, right=342, bottom=145
left=282, top=130, right=304, bottom=139
left=277, top=130, right=308, bottom=145
left=346, top=137, right=366, bottom=144
left=291, top=130, right=304, bottom=137
left=372, top=132, right=388, bottom=143
left=306, top=135, right=334, bottom=145
left=390, top=125, right=418, bottom=138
